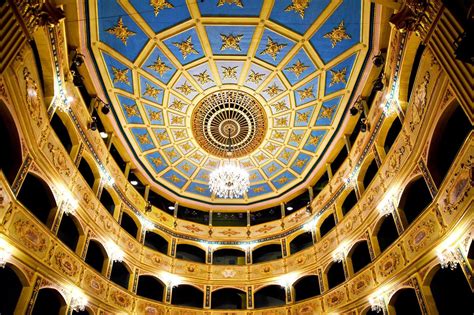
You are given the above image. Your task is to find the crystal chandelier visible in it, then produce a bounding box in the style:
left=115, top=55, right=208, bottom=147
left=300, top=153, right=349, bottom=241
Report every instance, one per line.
left=209, top=128, right=249, bottom=199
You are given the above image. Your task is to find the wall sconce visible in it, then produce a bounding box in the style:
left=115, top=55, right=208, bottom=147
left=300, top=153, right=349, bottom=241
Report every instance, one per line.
left=139, top=215, right=154, bottom=232
left=71, top=70, right=84, bottom=87
left=105, top=241, right=124, bottom=263
left=72, top=51, right=85, bottom=67
left=332, top=242, right=348, bottom=263
left=0, top=239, right=13, bottom=268
left=360, top=117, right=369, bottom=132
left=144, top=201, right=152, bottom=213
left=350, top=96, right=366, bottom=116
left=378, top=193, right=395, bottom=217
left=88, top=116, right=98, bottom=131
left=69, top=287, right=88, bottom=312
left=344, top=171, right=358, bottom=188
left=372, top=52, right=385, bottom=67
left=369, top=295, right=384, bottom=313
left=277, top=272, right=298, bottom=287
left=59, top=187, right=78, bottom=215
left=437, top=248, right=461, bottom=270
left=160, top=272, right=182, bottom=288
left=373, top=74, right=385, bottom=91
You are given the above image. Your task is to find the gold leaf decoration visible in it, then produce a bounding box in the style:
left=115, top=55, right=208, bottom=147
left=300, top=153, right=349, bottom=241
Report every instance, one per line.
left=220, top=34, right=243, bottom=51
left=144, top=83, right=161, bottom=99
left=193, top=70, right=211, bottom=85
left=221, top=66, right=238, bottom=79
left=260, top=37, right=287, bottom=60
left=285, top=59, right=309, bottom=78
left=263, top=83, right=284, bottom=97
left=112, top=67, right=130, bottom=85
left=217, top=0, right=243, bottom=7
left=147, top=56, right=171, bottom=77
left=297, top=85, right=315, bottom=100
left=176, top=81, right=196, bottom=95
left=149, top=0, right=173, bottom=16
left=323, top=20, right=351, bottom=48
left=106, top=17, right=136, bottom=45
left=329, top=67, right=347, bottom=86
left=247, top=70, right=265, bottom=84
left=285, top=0, right=311, bottom=19
left=173, top=36, right=199, bottom=59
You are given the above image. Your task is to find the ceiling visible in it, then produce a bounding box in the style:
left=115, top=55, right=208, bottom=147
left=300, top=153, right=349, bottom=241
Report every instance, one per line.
left=87, top=0, right=371, bottom=207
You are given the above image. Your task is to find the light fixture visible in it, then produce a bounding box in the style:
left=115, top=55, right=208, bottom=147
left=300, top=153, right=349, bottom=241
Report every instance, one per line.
left=277, top=272, right=298, bottom=287
left=88, top=116, right=98, bottom=131
left=139, top=215, right=154, bottom=232
left=105, top=241, right=124, bottom=263
left=373, top=74, right=384, bottom=91
left=59, top=187, right=79, bottom=215
left=0, top=239, right=13, bottom=268
left=72, top=52, right=85, bottom=67
left=130, top=180, right=138, bottom=186
left=437, top=248, right=460, bottom=270
left=286, top=206, right=293, bottom=211
left=168, top=205, right=175, bottom=211
left=160, top=272, right=181, bottom=288
left=69, top=287, right=88, bottom=312
left=372, top=52, right=385, bottom=67
left=369, top=295, right=384, bottom=313
left=209, top=128, right=249, bottom=199
left=99, top=131, right=108, bottom=139
left=101, top=103, right=110, bottom=115
left=332, top=242, right=348, bottom=263
left=360, top=117, right=368, bottom=132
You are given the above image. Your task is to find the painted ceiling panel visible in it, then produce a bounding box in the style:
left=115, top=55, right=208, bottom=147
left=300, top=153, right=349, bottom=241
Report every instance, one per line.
left=88, top=0, right=371, bottom=207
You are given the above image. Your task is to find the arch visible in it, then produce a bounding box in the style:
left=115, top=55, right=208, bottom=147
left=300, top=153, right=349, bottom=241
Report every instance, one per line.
left=0, top=264, right=25, bottom=314
left=340, top=189, right=358, bottom=216
left=252, top=243, right=282, bottom=263
left=175, top=243, right=206, bottom=263
left=171, top=284, right=204, bottom=308
left=427, top=102, right=471, bottom=187
left=50, top=112, right=77, bottom=154
left=17, top=173, right=57, bottom=227
left=0, top=100, right=22, bottom=185
left=57, top=214, right=82, bottom=252
left=388, top=288, right=422, bottom=315
left=213, top=248, right=245, bottom=265
left=136, top=275, right=165, bottom=302
left=120, top=211, right=139, bottom=239
left=144, top=231, right=169, bottom=255
left=293, top=275, right=320, bottom=301
left=100, top=187, right=117, bottom=216
left=254, top=285, right=286, bottom=308
left=31, top=288, right=67, bottom=315
left=85, top=239, right=107, bottom=273
left=78, top=154, right=98, bottom=190
left=428, top=265, right=473, bottom=315
left=326, top=261, right=346, bottom=289
left=347, top=240, right=372, bottom=274
left=211, top=287, right=246, bottom=309
left=289, top=231, right=313, bottom=255
left=374, top=213, right=399, bottom=253
left=361, top=158, right=379, bottom=190
left=398, top=176, right=432, bottom=226
left=110, top=261, right=131, bottom=289
left=319, top=212, right=336, bottom=238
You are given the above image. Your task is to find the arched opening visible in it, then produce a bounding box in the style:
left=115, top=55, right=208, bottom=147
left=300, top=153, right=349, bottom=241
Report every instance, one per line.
left=213, top=248, right=245, bottom=265
left=362, top=159, right=379, bottom=189
left=427, top=103, right=471, bottom=187
left=100, top=188, right=116, bottom=216
left=78, top=158, right=96, bottom=189
left=383, top=117, right=402, bottom=154
left=289, top=232, right=313, bottom=255
left=340, top=190, right=358, bottom=216
left=18, top=173, right=57, bottom=227
left=375, top=213, right=399, bottom=253
left=50, top=113, right=73, bottom=153
left=0, top=264, right=24, bottom=314
left=31, top=288, right=66, bottom=315
left=73, top=308, right=91, bottom=315
left=144, top=231, right=168, bottom=255
left=57, top=214, right=81, bottom=252
left=120, top=211, right=138, bottom=238
left=319, top=213, right=336, bottom=238
left=171, top=285, right=204, bottom=308
left=0, top=100, right=22, bottom=185
left=85, top=240, right=107, bottom=273
left=175, top=244, right=206, bottom=263
left=136, top=275, right=165, bottom=302
left=398, top=177, right=432, bottom=226
left=362, top=308, right=381, bottom=315
left=293, top=275, right=320, bottom=301
left=211, top=288, right=246, bottom=309
left=348, top=241, right=372, bottom=274
left=254, top=285, right=286, bottom=308
left=326, top=261, right=346, bottom=289
left=252, top=244, right=282, bottom=263
left=430, top=266, right=473, bottom=314
left=389, top=288, right=422, bottom=315
left=110, top=261, right=130, bottom=289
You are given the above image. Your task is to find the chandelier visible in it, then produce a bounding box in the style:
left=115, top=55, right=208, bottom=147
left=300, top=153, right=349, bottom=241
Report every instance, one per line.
left=209, top=128, right=249, bottom=198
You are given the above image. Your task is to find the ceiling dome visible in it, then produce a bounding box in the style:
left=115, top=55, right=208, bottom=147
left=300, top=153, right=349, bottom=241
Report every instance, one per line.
left=87, top=0, right=371, bottom=207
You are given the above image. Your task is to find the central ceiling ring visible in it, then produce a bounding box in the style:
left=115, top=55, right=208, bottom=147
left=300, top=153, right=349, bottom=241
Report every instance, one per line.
left=192, top=90, right=267, bottom=158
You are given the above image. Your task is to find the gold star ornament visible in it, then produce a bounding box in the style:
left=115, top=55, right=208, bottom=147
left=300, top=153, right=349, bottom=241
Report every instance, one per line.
left=147, top=56, right=171, bottom=77
left=150, top=0, right=173, bottom=16
left=112, top=67, right=130, bottom=85
left=260, top=37, right=287, bottom=60
left=285, top=59, right=309, bottom=78
left=194, top=70, right=211, bottom=85
left=285, top=0, right=311, bottom=19
left=221, top=66, right=238, bottom=79
left=144, top=83, right=161, bottom=99
left=247, top=70, right=265, bottom=84
left=329, top=67, right=347, bottom=86
left=220, top=34, right=243, bottom=51
left=124, top=104, right=140, bottom=118
left=176, top=81, right=196, bottom=95
left=217, top=0, right=243, bottom=7
left=173, top=36, right=199, bottom=59
left=106, top=17, right=136, bottom=45
left=323, top=20, right=351, bottom=48
left=297, top=85, right=315, bottom=100
left=263, top=83, right=284, bottom=97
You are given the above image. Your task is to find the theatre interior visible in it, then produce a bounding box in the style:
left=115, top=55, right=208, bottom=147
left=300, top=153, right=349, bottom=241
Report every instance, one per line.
left=0, top=0, right=473, bottom=314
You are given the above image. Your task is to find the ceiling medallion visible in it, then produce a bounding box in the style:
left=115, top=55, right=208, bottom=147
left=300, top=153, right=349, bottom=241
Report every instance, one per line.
left=191, top=90, right=267, bottom=158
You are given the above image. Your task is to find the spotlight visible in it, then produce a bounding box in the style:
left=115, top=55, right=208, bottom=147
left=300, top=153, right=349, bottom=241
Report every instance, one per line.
left=145, top=201, right=152, bottom=213
left=350, top=106, right=360, bottom=116
left=99, top=131, right=108, bottom=139
left=71, top=71, right=84, bottom=87
left=89, top=116, right=98, bottom=131
left=373, top=75, right=384, bottom=91
left=101, top=103, right=110, bottom=115
left=73, top=53, right=85, bottom=67
left=372, top=53, right=385, bottom=67
left=286, top=206, right=293, bottom=211
left=360, top=118, right=368, bottom=132
left=130, top=180, right=138, bottom=186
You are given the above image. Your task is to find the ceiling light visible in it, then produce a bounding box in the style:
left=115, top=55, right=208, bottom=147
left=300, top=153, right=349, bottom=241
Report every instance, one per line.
left=286, top=206, right=293, bottom=211
left=130, top=180, right=138, bottom=186
left=0, top=239, right=13, bottom=268
left=168, top=206, right=175, bottom=210
left=101, top=103, right=110, bottom=115
left=209, top=128, right=249, bottom=198
left=88, top=116, right=97, bottom=131
left=100, top=131, right=108, bottom=139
